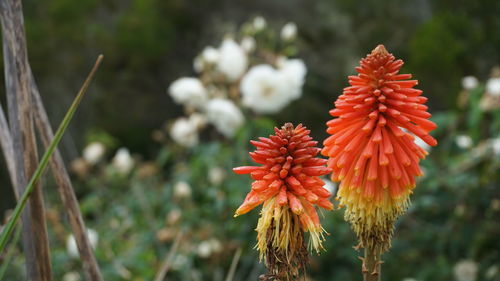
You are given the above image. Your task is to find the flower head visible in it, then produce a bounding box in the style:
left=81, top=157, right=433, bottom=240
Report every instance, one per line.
left=112, top=148, right=134, bottom=175
left=168, top=77, right=208, bottom=109
left=461, top=76, right=478, bottom=90
left=217, top=38, right=248, bottom=81
left=322, top=45, right=437, bottom=252
left=281, top=22, right=297, bottom=41
left=277, top=58, right=307, bottom=100
left=83, top=142, right=105, bottom=165
left=240, top=65, right=291, bottom=113
left=170, top=117, right=199, bottom=147
left=206, top=98, right=244, bottom=137
left=233, top=123, right=332, bottom=280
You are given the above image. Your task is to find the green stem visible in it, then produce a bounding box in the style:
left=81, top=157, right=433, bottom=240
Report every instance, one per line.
left=0, top=225, right=22, bottom=279
left=0, top=55, right=103, bottom=254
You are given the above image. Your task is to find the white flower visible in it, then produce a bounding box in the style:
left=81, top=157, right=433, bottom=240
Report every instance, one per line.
left=197, top=239, right=222, bottom=258
left=241, top=36, right=256, bottom=53
left=461, top=76, right=478, bottom=90
left=208, top=167, right=226, bottom=185
left=414, top=137, right=432, bottom=152
left=202, top=46, right=219, bottom=64
left=206, top=98, right=244, bottom=137
left=240, top=64, right=291, bottom=114
left=323, top=179, right=337, bottom=195
left=453, top=260, right=478, bottom=281
left=491, top=137, right=500, bottom=156
left=83, top=142, right=105, bottom=165
left=277, top=58, right=307, bottom=100
left=197, top=241, right=212, bottom=258
left=280, top=22, right=297, bottom=41
left=208, top=238, right=222, bottom=253
left=486, top=265, right=498, bottom=279
left=173, top=181, right=192, bottom=199
left=168, top=77, right=208, bottom=109
left=62, top=272, right=81, bottom=281
left=456, top=135, right=473, bottom=149
left=66, top=228, right=98, bottom=258
left=402, top=279, right=417, bottom=281
left=112, top=148, right=134, bottom=174
left=252, top=16, right=266, bottom=31
left=170, top=118, right=199, bottom=147
left=217, top=38, right=248, bottom=81
left=486, top=77, right=500, bottom=97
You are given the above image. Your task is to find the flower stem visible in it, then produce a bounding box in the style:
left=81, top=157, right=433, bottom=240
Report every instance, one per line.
left=363, top=246, right=381, bottom=281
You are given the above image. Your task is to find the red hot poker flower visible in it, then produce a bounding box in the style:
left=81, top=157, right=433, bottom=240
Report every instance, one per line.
left=322, top=45, right=437, bottom=253
left=233, top=123, right=332, bottom=280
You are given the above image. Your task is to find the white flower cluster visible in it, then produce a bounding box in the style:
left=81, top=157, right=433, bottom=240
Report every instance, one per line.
left=167, top=17, right=306, bottom=147
left=241, top=58, right=306, bottom=114
left=477, top=68, right=500, bottom=111
left=453, top=260, right=478, bottom=281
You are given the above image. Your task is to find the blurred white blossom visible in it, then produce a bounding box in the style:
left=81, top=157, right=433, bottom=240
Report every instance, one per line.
left=252, top=16, right=266, bottom=31
left=280, top=22, right=297, bottom=41
left=491, top=137, right=500, bottom=156
left=206, top=98, right=244, bottom=137
left=168, top=77, right=208, bottom=109
left=208, top=238, right=222, bottom=253
left=453, top=260, right=478, bottom=281
left=112, top=148, right=134, bottom=174
left=217, top=38, right=248, bottom=81
left=240, top=64, right=291, bottom=114
left=208, top=166, right=226, bottom=185
left=170, top=118, right=199, bottom=147
left=414, top=137, right=432, bottom=152
left=197, top=241, right=212, bottom=258
left=486, top=265, right=498, bottom=279
left=461, top=76, right=478, bottom=90
left=62, top=272, right=81, bottom=281
left=83, top=142, right=105, bottom=165
left=402, top=279, right=417, bottom=281
left=277, top=58, right=307, bottom=100
left=196, top=238, right=222, bottom=258
left=173, top=181, right=192, bottom=199
left=486, top=77, right=500, bottom=97
left=456, top=135, right=473, bottom=149
left=202, top=46, right=220, bottom=64
left=241, top=36, right=256, bottom=53
left=66, top=228, right=98, bottom=258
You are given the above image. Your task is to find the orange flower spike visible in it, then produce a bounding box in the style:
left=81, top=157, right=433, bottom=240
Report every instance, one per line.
left=233, top=123, right=333, bottom=280
left=322, top=45, right=437, bottom=253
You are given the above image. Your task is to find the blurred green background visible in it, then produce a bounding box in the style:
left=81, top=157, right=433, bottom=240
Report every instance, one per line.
left=0, top=0, right=499, bottom=280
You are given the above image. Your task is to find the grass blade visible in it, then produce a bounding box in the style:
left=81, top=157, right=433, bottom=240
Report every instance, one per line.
left=0, top=55, right=103, bottom=254
left=0, top=225, right=22, bottom=279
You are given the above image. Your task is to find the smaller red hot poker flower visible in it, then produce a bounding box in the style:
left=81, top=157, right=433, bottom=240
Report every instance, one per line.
left=233, top=123, right=332, bottom=280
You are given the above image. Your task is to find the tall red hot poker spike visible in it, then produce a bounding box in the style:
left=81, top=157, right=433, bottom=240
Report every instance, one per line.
left=322, top=45, right=437, bottom=253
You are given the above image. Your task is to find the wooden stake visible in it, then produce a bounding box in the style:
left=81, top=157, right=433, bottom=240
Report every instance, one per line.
left=0, top=0, right=52, bottom=279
